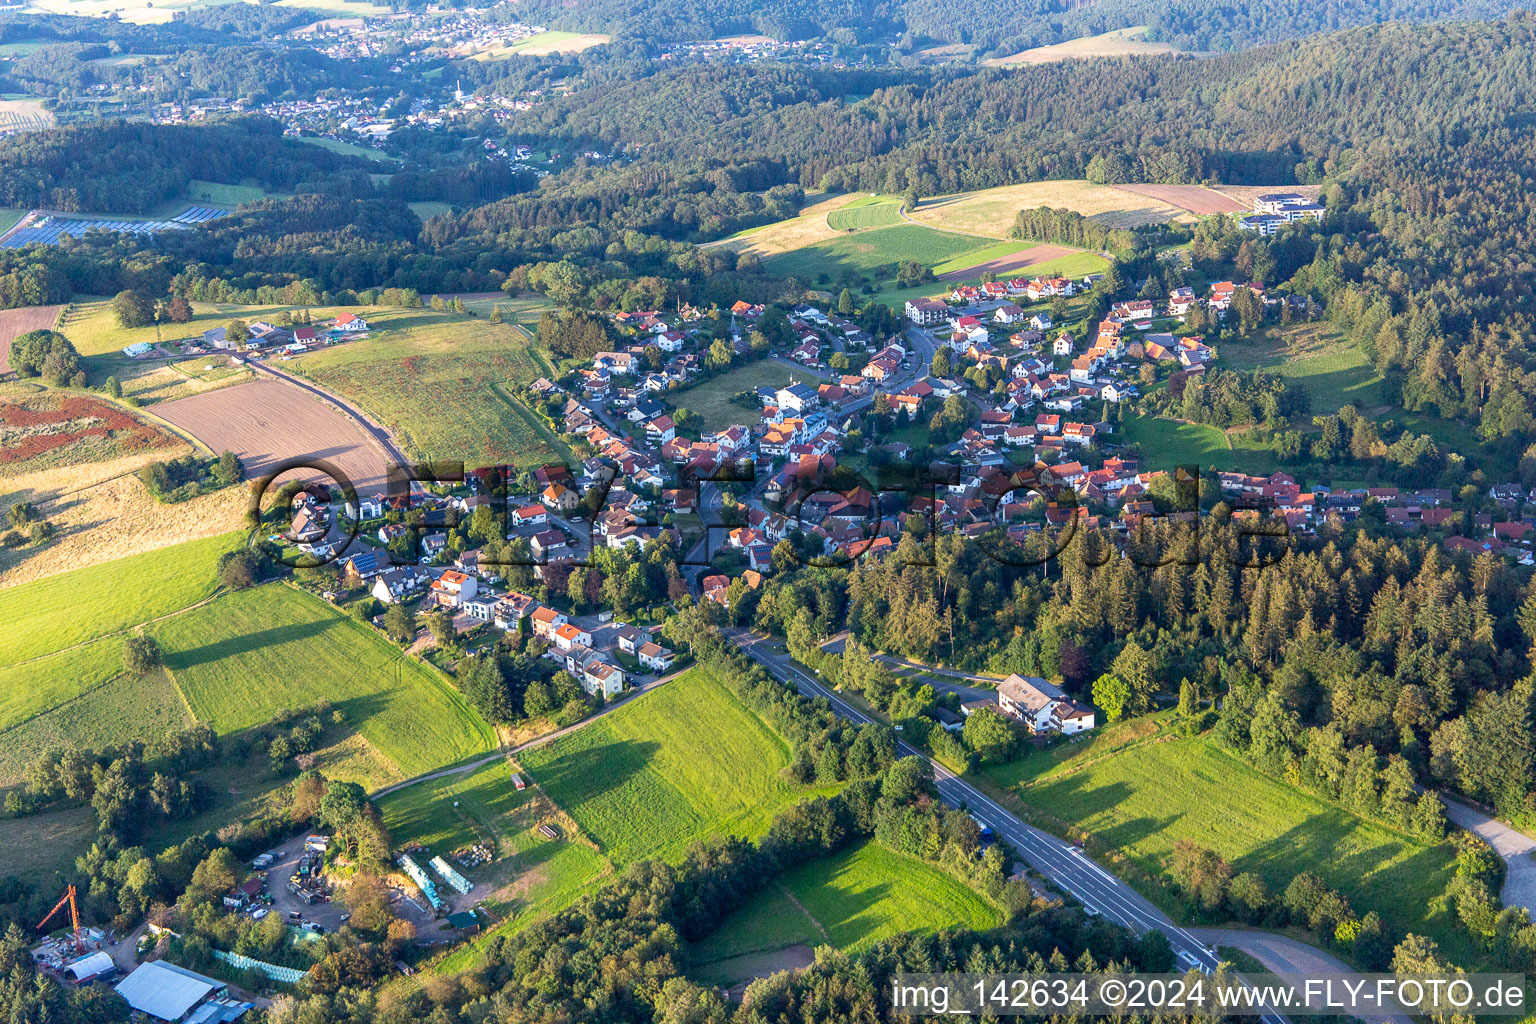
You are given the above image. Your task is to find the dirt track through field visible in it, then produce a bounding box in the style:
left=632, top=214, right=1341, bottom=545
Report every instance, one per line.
left=1111, top=184, right=1246, bottom=215
left=937, top=244, right=1079, bottom=281
left=0, top=305, right=64, bottom=374
left=155, top=378, right=393, bottom=495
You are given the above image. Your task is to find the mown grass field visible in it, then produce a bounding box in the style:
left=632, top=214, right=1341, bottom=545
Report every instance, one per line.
left=520, top=665, right=805, bottom=865
left=764, top=223, right=993, bottom=285
left=0, top=531, right=238, bottom=666
left=0, top=639, right=125, bottom=736
left=1118, top=415, right=1275, bottom=474
left=378, top=760, right=530, bottom=856
left=287, top=303, right=565, bottom=467
left=667, top=360, right=802, bottom=433
left=1218, top=323, right=1385, bottom=413
left=295, top=135, right=396, bottom=162
left=0, top=667, right=192, bottom=785
left=986, top=733, right=1471, bottom=962
left=691, top=841, right=1001, bottom=981
left=826, top=195, right=904, bottom=231
left=151, top=583, right=495, bottom=780
left=187, top=180, right=282, bottom=207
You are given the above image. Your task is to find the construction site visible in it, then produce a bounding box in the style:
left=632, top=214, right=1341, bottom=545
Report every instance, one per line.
left=29, top=885, right=116, bottom=986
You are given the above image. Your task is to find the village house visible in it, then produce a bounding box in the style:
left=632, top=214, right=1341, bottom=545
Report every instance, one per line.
left=493, top=592, right=539, bottom=630
left=637, top=641, right=674, bottom=672
left=530, top=606, right=567, bottom=638
left=372, top=568, right=427, bottom=604
left=905, top=297, right=949, bottom=325
left=429, top=569, right=478, bottom=608
left=997, top=674, right=1095, bottom=735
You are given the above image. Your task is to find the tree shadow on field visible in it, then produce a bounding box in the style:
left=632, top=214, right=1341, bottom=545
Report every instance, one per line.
left=525, top=738, right=659, bottom=800
left=1235, top=812, right=1458, bottom=925
left=162, top=618, right=334, bottom=670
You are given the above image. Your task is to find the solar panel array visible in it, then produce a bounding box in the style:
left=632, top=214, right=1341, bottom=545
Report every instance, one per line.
left=1, top=206, right=229, bottom=249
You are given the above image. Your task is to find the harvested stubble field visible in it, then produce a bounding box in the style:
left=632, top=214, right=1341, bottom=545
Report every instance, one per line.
left=907, top=180, right=1193, bottom=233
left=985, top=26, right=1175, bottom=65
left=111, top=355, right=256, bottom=406
left=155, top=377, right=393, bottom=494
left=0, top=304, right=63, bottom=373
left=711, top=193, right=863, bottom=258
left=0, top=446, right=247, bottom=588
left=0, top=392, right=177, bottom=475
left=1111, top=183, right=1247, bottom=215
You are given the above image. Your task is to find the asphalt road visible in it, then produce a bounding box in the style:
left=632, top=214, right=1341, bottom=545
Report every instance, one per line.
left=724, top=626, right=1286, bottom=1024
left=1192, top=928, right=1411, bottom=1024
left=1441, top=795, right=1536, bottom=916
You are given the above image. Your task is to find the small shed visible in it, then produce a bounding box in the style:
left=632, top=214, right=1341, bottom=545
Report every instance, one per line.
left=445, top=911, right=480, bottom=933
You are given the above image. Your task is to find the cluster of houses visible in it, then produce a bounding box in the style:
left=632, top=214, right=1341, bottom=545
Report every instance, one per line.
left=192, top=313, right=369, bottom=356
left=337, top=539, right=675, bottom=698
left=1239, top=192, right=1326, bottom=236
left=1215, top=471, right=1536, bottom=563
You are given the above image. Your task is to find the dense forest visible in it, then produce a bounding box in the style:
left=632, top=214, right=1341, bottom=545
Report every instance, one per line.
left=747, top=509, right=1536, bottom=830
left=509, top=0, right=1536, bottom=53
left=0, top=117, right=377, bottom=212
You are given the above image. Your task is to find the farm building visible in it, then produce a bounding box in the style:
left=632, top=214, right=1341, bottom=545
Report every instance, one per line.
left=114, top=960, right=250, bottom=1022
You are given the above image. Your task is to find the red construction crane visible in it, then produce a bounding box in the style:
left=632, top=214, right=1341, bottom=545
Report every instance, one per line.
left=37, top=884, right=81, bottom=953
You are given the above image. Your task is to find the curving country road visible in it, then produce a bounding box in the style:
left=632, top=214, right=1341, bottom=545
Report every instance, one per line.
left=1191, top=928, right=1411, bottom=1024
left=1441, top=796, right=1536, bottom=917
left=723, top=626, right=1287, bottom=1024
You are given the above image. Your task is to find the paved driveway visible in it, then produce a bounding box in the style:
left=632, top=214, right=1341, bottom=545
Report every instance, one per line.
left=1192, top=928, right=1411, bottom=1024
left=1441, top=796, right=1536, bottom=915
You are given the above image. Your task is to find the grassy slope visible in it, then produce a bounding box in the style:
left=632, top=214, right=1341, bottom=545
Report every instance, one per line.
left=691, top=841, right=1001, bottom=975
left=987, top=733, right=1471, bottom=962
left=0, top=668, right=192, bottom=785
left=908, top=179, right=1191, bottom=233
left=1119, top=415, right=1275, bottom=474
left=1217, top=323, right=1385, bottom=413
left=0, top=531, right=239, bottom=665
left=520, top=664, right=804, bottom=865
left=826, top=196, right=904, bottom=231
left=764, top=222, right=991, bottom=282
left=286, top=304, right=561, bottom=466
left=151, top=583, right=494, bottom=778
